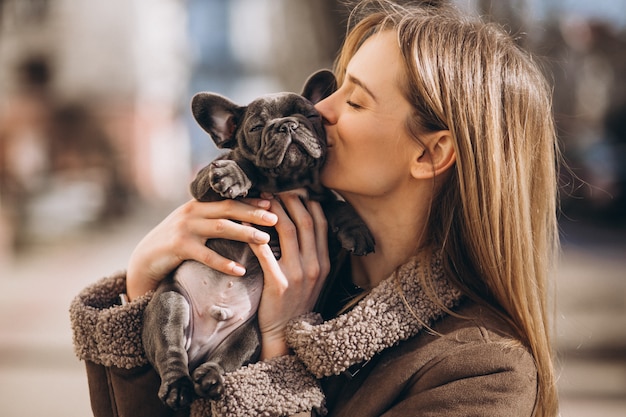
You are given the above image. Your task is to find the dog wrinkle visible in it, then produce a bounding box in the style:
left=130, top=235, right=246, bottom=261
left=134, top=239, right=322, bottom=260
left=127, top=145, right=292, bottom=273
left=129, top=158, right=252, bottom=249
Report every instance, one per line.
left=292, top=132, right=323, bottom=158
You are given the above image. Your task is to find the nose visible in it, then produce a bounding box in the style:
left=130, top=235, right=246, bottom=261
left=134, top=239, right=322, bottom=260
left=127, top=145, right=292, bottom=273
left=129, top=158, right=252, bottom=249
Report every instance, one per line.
left=315, top=92, right=338, bottom=125
left=279, top=120, right=298, bottom=133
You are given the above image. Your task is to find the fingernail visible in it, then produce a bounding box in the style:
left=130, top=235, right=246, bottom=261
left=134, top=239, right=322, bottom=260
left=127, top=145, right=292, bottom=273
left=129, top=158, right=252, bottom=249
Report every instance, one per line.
left=254, top=230, right=270, bottom=243
left=262, top=212, right=278, bottom=223
left=232, top=265, right=246, bottom=276
left=255, top=199, right=271, bottom=208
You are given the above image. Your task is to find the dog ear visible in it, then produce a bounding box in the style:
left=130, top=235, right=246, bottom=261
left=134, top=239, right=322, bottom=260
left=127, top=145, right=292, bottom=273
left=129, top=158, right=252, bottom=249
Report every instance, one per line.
left=301, top=69, right=337, bottom=104
left=191, top=93, right=245, bottom=149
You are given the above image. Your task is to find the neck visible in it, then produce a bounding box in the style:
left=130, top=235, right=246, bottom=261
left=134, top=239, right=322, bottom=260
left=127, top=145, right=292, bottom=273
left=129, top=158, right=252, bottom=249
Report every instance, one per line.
left=343, top=189, right=432, bottom=289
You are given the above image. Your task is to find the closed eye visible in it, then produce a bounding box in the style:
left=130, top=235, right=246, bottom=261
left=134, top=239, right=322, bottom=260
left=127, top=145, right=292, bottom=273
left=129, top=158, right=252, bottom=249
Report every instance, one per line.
left=346, top=100, right=363, bottom=110
left=250, top=125, right=264, bottom=132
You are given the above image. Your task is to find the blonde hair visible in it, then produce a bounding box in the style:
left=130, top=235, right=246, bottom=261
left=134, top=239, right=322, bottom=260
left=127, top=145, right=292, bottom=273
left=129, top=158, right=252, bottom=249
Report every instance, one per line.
left=334, top=1, right=560, bottom=416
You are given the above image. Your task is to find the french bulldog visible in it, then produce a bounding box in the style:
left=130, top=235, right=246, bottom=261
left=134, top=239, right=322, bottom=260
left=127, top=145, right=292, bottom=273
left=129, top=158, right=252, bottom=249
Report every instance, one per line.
left=142, top=70, right=375, bottom=410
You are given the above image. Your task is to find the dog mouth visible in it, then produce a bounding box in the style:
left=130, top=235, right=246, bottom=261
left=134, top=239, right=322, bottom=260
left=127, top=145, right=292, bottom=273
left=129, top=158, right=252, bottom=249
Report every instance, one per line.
left=255, top=118, right=325, bottom=169
left=260, top=137, right=322, bottom=169
left=285, top=141, right=316, bottom=162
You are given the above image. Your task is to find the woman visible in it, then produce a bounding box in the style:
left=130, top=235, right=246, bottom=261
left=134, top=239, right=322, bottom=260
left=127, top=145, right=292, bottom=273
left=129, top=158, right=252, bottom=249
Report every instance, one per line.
left=70, top=1, right=560, bottom=416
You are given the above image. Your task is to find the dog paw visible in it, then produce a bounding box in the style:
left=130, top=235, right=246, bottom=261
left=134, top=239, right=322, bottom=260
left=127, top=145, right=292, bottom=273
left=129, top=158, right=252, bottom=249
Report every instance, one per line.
left=208, top=160, right=252, bottom=199
left=192, top=362, right=225, bottom=400
left=336, top=225, right=376, bottom=256
left=325, top=200, right=375, bottom=256
left=158, top=376, right=194, bottom=410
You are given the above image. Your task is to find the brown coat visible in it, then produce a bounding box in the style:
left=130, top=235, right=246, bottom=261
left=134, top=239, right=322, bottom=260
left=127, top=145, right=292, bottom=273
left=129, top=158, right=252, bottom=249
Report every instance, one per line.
left=70, top=254, right=537, bottom=417
left=320, top=301, right=538, bottom=416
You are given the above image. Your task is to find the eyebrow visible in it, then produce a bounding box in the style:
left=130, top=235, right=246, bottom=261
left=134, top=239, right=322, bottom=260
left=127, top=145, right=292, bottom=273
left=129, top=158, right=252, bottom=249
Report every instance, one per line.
left=346, top=73, right=377, bottom=102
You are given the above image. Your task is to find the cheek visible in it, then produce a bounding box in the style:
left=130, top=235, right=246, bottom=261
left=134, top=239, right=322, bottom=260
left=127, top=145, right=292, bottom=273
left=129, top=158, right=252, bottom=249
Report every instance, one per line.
left=320, top=115, right=409, bottom=190
left=321, top=137, right=387, bottom=191
left=321, top=149, right=402, bottom=196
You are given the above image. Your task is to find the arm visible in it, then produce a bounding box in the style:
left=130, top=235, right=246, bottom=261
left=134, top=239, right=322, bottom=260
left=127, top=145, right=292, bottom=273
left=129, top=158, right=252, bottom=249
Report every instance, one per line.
left=194, top=191, right=330, bottom=417
left=69, top=273, right=174, bottom=417
left=71, top=197, right=280, bottom=353
left=70, top=198, right=279, bottom=416
left=69, top=273, right=325, bottom=417
left=249, top=191, right=331, bottom=360
left=126, top=198, right=278, bottom=300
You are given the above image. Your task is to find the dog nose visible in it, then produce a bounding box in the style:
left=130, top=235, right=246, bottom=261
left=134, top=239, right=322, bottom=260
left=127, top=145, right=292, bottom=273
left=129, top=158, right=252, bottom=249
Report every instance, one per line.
left=279, top=121, right=298, bottom=133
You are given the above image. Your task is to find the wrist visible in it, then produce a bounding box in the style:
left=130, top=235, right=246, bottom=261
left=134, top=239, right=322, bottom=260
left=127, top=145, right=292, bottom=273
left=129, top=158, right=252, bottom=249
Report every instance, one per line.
left=126, top=266, right=158, bottom=301
left=260, top=335, right=291, bottom=360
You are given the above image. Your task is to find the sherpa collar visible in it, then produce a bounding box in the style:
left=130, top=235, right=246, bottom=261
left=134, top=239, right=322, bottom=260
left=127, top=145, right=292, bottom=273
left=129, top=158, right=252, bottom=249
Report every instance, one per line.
left=286, top=252, right=464, bottom=378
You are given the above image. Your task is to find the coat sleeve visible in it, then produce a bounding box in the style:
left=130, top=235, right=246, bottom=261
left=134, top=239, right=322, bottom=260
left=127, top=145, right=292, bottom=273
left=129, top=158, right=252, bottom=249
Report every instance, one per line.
left=70, top=273, right=326, bottom=417
left=69, top=272, right=176, bottom=417
left=70, top=272, right=150, bottom=369
left=190, top=355, right=326, bottom=417
left=381, top=341, right=538, bottom=417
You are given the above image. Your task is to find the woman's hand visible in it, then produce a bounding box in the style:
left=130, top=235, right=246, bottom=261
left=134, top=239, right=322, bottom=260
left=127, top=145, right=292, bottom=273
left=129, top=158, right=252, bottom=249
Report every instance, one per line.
left=126, top=198, right=278, bottom=300
left=249, top=192, right=330, bottom=360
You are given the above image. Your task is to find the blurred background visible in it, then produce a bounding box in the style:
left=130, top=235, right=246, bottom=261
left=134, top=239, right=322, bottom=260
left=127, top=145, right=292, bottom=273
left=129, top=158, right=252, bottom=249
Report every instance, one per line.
left=0, top=0, right=624, bottom=416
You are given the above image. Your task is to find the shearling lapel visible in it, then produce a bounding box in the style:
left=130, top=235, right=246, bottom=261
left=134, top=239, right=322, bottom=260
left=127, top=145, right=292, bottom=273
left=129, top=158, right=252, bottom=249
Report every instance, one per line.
left=286, top=252, right=464, bottom=378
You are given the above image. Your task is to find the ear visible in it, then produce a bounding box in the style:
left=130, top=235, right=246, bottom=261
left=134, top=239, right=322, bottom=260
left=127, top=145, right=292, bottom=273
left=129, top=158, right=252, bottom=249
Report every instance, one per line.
left=191, top=93, right=245, bottom=149
left=301, top=69, right=337, bottom=104
left=410, top=130, right=456, bottom=179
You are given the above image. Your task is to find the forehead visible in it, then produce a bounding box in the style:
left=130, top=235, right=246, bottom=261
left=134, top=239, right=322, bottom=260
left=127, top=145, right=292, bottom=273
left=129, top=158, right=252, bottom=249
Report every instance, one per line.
left=247, top=93, right=312, bottom=117
left=346, top=30, right=404, bottom=96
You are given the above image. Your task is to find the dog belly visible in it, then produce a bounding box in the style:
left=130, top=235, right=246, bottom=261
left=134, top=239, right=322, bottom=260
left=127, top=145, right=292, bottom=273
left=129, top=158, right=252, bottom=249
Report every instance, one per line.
left=173, top=260, right=263, bottom=367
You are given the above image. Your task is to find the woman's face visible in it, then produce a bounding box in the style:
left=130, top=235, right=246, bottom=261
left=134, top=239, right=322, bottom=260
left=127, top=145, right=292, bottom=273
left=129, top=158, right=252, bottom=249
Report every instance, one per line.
left=316, top=30, right=421, bottom=199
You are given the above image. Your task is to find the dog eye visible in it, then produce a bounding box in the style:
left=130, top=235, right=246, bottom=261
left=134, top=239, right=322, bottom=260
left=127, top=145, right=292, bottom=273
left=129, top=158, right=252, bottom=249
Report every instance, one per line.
left=305, top=113, right=320, bottom=120
left=250, top=125, right=263, bottom=133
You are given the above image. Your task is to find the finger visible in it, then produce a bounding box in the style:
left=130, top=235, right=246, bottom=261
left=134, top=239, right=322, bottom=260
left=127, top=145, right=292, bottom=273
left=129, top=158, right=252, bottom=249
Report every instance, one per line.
left=268, top=198, right=302, bottom=272
left=279, top=192, right=318, bottom=260
left=305, top=199, right=328, bottom=252
left=306, top=199, right=330, bottom=285
left=189, top=217, right=271, bottom=245
left=186, top=241, right=248, bottom=276
left=249, top=243, right=288, bottom=291
left=278, top=193, right=324, bottom=286
left=242, top=197, right=272, bottom=210
left=194, top=199, right=278, bottom=226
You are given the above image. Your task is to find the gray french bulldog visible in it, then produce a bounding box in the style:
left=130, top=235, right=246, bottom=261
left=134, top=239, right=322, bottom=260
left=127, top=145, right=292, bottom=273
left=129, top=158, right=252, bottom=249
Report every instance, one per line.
left=142, top=70, right=375, bottom=410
